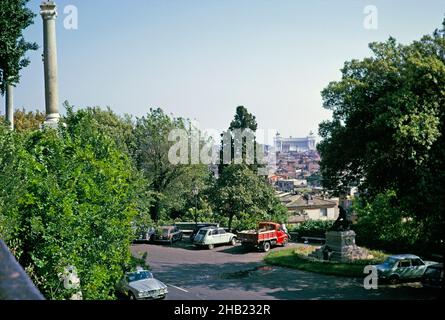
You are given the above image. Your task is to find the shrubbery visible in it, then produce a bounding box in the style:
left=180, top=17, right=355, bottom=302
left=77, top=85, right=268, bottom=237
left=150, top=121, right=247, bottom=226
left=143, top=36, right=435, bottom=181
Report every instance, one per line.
left=0, top=113, right=139, bottom=299
left=352, top=191, right=425, bottom=254
left=289, top=220, right=334, bottom=240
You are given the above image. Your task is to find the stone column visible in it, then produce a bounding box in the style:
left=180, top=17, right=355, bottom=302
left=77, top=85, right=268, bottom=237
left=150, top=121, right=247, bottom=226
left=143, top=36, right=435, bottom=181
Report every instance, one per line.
left=40, top=1, right=60, bottom=126
left=5, top=84, right=14, bottom=130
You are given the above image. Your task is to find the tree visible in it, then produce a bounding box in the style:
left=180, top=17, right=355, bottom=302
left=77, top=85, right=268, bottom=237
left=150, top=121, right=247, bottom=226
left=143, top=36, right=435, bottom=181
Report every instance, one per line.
left=63, top=102, right=135, bottom=155
left=219, top=106, right=263, bottom=175
left=0, top=0, right=38, bottom=128
left=0, top=108, right=45, bottom=132
left=229, top=106, right=258, bottom=131
left=352, top=190, right=422, bottom=253
left=132, top=108, right=210, bottom=222
left=0, top=112, right=138, bottom=300
left=63, top=103, right=154, bottom=234
left=318, top=20, right=445, bottom=252
left=211, top=164, right=287, bottom=231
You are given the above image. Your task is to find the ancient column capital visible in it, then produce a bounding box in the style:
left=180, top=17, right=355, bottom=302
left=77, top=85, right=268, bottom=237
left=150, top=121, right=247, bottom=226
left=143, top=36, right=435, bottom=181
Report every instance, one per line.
left=40, top=1, right=58, bottom=20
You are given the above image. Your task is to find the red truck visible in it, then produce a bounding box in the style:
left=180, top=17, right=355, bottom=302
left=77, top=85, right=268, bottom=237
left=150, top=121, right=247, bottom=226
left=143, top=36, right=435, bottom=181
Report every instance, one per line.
left=237, top=222, right=289, bottom=252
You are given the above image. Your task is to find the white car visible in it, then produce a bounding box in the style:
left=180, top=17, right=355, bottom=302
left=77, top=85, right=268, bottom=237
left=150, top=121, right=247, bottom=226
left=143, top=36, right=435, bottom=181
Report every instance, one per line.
left=193, top=227, right=237, bottom=249
left=117, top=270, right=168, bottom=300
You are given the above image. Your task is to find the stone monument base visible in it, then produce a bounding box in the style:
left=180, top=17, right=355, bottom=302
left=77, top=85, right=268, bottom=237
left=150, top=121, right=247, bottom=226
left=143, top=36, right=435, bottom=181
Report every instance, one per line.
left=309, top=230, right=370, bottom=262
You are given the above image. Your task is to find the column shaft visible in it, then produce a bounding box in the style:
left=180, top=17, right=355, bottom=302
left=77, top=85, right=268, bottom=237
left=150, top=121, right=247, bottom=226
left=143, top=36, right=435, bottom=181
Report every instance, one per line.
left=5, top=84, right=14, bottom=130
left=40, top=1, right=60, bottom=125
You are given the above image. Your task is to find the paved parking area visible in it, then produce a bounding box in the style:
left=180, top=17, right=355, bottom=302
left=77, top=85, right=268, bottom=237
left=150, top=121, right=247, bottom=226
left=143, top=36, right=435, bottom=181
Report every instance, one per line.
left=131, top=241, right=442, bottom=300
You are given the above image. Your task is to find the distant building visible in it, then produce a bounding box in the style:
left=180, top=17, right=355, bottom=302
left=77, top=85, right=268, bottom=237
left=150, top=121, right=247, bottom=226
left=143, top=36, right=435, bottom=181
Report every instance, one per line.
left=276, top=179, right=307, bottom=192
left=277, top=192, right=339, bottom=225
left=274, top=132, right=316, bottom=153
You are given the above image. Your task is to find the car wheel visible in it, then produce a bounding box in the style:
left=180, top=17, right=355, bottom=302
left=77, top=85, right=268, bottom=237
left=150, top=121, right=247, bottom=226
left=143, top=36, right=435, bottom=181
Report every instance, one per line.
left=129, top=292, right=137, bottom=300
left=230, top=237, right=237, bottom=246
left=262, top=242, right=271, bottom=252
left=208, top=244, right=214, bottom=250
left=389, top=275, right=400, bottom=285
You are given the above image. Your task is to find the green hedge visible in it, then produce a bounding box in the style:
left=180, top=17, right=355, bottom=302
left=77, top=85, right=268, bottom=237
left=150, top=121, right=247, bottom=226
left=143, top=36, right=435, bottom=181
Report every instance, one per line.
left=290, top=220, right=334, bottom=239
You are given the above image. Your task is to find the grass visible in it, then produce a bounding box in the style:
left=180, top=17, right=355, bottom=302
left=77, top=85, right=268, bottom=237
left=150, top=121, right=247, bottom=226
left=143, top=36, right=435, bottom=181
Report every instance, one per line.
left=264, top=245, right=389, bottom=278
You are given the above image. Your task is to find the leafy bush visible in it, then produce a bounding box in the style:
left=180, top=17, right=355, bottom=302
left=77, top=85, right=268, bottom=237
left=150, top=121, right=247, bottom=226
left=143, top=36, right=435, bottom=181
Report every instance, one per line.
left=0, top=113, right=139, bottom=300
left=352, top=191, right=424, bottom=254
left=290, top=220, right=334, bottom=239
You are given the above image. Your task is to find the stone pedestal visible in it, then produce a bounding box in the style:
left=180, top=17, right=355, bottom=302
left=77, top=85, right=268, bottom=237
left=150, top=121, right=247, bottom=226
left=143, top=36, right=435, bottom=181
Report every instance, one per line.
left=309, top=230, right=369, bottom=262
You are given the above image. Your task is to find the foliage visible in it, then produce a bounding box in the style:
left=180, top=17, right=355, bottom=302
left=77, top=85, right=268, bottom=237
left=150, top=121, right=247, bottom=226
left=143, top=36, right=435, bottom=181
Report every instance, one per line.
left=63, top=102, right=135, bottom=155
left=306, top=172, right=322, bottom=187
left=219, top=106, right=263, bottom=175
left=132, top=108, right=211, bottom=222
left=0, top=112, right=138, bottom=300
left=0, top=123, right=26, bottom=254
left=264, top=246, right=388, bottom=277
left=229, top=106, right=258, bottom=131
left=290, top=220, right=334, bottom=238
left=318, top=21, right=445, bottom=253
left=0, top=0, right=38, bottom=92
left=352, top=190, right=423, bottom=253
left=0, top=108, right=45, bottom=132
left=210, top=164, right=288, bottom=230
left=183, top=201, right=215, bottom=225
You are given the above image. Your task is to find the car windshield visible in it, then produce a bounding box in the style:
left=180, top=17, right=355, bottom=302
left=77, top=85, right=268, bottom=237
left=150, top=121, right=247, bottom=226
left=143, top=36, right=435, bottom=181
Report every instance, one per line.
left=383, top=257, right=397, bottom=267
left=198, top=229, right=207, bottom=236
left=126, top=271, right=152, bottom=282
left=161, top=228, right=170, bottom=235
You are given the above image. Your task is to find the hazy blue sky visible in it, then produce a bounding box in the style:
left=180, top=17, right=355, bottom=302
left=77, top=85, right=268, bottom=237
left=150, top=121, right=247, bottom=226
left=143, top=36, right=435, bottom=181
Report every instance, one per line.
left=2, top=0, right=444, bottom=138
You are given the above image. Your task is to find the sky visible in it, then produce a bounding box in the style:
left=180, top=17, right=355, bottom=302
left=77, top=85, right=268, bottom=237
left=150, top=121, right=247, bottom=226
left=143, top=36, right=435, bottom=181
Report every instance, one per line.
left=2, top=0, right=444, bottom=139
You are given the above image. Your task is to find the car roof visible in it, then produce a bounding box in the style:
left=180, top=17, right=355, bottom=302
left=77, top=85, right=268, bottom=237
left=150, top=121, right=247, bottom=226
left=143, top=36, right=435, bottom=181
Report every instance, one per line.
left=200, top=226, right=222, bottom=231
left=388, top=254, right=421, bottom=260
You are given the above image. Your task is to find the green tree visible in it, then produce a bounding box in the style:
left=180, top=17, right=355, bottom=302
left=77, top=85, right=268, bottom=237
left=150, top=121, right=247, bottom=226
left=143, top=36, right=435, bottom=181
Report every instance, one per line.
left=318, top=20, right=445, bottom=252
left=353, top=190, right=422, bottom=253
left=63, top=102, right=135, bottom=155
left=211, top=164, right=287, bottom=231
left=0, top=112, right=138, bottom=300
left=219, top=106, right=263, bottom=175
left=132, top=108, right=210, bottom=222
left=0, top=0, right=38, bottom=126
left=62, top=103, right=156, bottom=236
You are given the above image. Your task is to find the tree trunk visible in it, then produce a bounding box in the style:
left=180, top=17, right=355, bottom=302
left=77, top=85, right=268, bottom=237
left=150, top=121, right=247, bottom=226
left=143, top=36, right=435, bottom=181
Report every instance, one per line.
left=5, top=84, right=14, bottom=130
left=228, top=213, right=234, bottom=231
left=150, top=197, right=160, bottom=222
left=194, top=208, right=198, bottom=225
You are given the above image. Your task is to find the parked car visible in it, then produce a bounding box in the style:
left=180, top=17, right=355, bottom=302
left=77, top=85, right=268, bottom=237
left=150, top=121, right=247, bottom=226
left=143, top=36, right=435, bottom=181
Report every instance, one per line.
left=189, top=223, right=219, bottom=242
left=375, top=254, right=437, bottom=284
left=193, top=227, right=237, bottom=249
left=154, top=226, right=183, bottom=244
left=117, top=269, right=168, bottom=300
left=134, top=226, right=155, bottom=243
left=421, top=263, right=444, bottom=290
left=237, top=222, right=289, bottom=252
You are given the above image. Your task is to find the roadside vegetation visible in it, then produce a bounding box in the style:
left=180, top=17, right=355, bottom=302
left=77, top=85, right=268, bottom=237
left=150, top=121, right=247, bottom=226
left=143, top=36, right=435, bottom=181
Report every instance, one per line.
left=318, top=20, right=445, bottom=255
left=289, top=220, right=333, bottom=240
left=1, top=0, right=443, bottom=299
left=264, top=246, right=389, bottom=278
left=0, top=104, right=286, bottom=299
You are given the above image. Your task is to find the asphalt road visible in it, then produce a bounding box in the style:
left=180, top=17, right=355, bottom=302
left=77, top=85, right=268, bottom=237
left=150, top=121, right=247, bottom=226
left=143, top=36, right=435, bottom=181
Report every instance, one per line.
left=131, top=241, right=442, bottom=300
